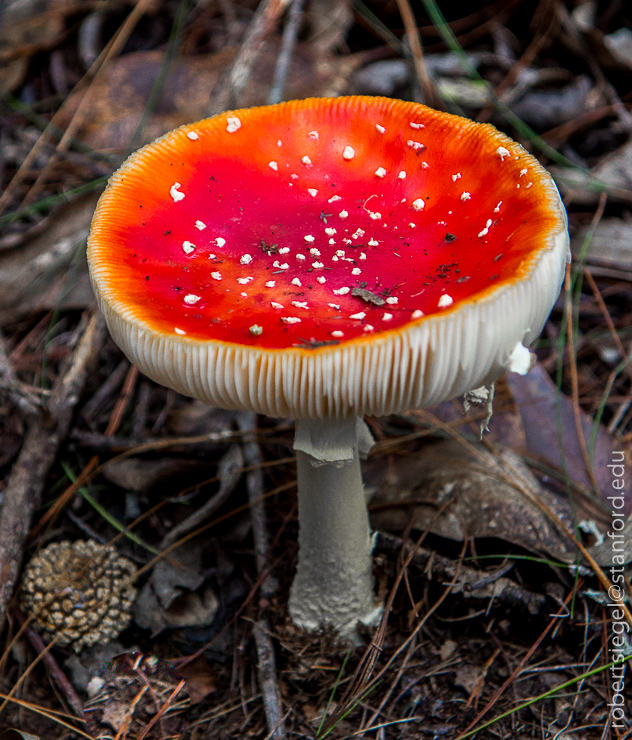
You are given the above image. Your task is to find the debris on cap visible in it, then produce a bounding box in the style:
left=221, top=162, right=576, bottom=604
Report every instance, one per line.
left=20, top=540, right=137, bottom=653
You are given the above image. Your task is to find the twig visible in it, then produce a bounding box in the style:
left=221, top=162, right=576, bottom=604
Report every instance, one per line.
left=207, top=0, right=286, bottom=116
left=0, top=313, right=106, bottom=632
left=237, top=410, right=286, bottom=740
left=267, top=0, right=305, bottom=105
left=160, top=444, right=244, bottom=550
left=395, top=0, right=440, bottom=107
left=13, top=606, right=84, bottom=719
left=0, top=332, right=41, bottom=420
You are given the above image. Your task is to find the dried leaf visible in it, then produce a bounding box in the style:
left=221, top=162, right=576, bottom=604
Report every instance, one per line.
left=367, top=439, right=580, bottom=562
left=571, top=218, right=632, bottom=270
left=507, top=363, right=631, bottom=516
left=0, top=193, right=98, bottom=326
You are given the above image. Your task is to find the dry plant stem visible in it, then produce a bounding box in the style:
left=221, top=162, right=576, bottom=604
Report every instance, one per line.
left=207, top=0, right=286, bottom=115
left=237, top=410, right=286, bottom=740
left=0, top=313, right=106, bottom=632
left=267, top=0, right=305, bottom=105
left=565, top=263, right=601, bottom=496
left=14, top=606, right=84, bottom=719
left=289, top=434, right=378, bottom=637
left=395, top=0, right=438, bottom=106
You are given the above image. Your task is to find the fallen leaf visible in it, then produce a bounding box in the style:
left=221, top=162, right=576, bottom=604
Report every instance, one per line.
left=506, top=363, right=631, bottom=516
left=0, top=193, right=99, bottom=326
left=455, top=663, right=485, bottom=696
left=367, top=439, right=582, bottom=562
left=571, top=218, right=632, bottom=270
left=175, top=655, right=216, bottom=704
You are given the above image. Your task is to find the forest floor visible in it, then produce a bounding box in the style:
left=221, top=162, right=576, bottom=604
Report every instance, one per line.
left=0, top=0, right=631, bottom=738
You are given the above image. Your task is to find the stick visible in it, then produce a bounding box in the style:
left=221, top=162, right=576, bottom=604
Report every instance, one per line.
left=237, top=411, right=286, bottom=740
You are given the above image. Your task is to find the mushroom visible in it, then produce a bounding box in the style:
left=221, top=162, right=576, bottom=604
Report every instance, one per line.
left=20, top=540, right=137, bottom=652
left=87, top=97, right=569, bottom=638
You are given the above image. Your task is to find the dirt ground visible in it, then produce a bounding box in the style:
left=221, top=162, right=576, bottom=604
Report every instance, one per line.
left=0, top=0, right=631, bottom=738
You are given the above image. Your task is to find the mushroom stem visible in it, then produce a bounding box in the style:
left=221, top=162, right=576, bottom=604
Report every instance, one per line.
left=289, top=418, right=381, bottom=639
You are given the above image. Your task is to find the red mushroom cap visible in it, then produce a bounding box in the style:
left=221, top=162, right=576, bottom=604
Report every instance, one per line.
left=88, top=96, right=569, bottom=418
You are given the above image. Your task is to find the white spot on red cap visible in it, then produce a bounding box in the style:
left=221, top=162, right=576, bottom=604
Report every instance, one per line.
left=291, top=278, right=302, bottom=287
left=182, top=241, right=195, bottom=254
left=308, top=188, right=318, bottom=197
left=325, top=227, right=337, bottom=236
left=269, top=161, right=278, bottom=171
left=494, top=201, right=502, bottom=212
left=339, top=210, right=349, bottom=219
left=240, top=292, right=248, bottom=298
left=438, top=294, right=453, bottom=308
left=277, top=139, right=282, bottom=147
left=386, top=296, right=398, bottom=305
left=312, top=261, right=324, bottom=268
left=343, top=146, right=355, bottom=160
left=291, top=301, right=308, bottom=309
left=317, top=276, right=326, bottom=284
left=412, top=309, right=424, bottom=319
left=352, top=268, right=362, bottom=275
left=170, top=183, right=185, bottom=201
left=302, top=155, right=312, bottom=165
left=363, top=325, right=374, bottom=332
left=226, top=117, right=241, bottom=133
left=352, top=229, right=365, bottom=239
left=398, top=171, right=406, bottom=179
left=187, top=131, right=199, bottom=140
left=359, top=252, right=367, bottom=260
left=328, top=303, right=340, bottom=309
left=296, top=254, right=306, bottom=261
left=407, top=140, right=425, bottom=150
left=310, top=248, right=321, bottom=256
left=215, top=237, right=226, bottom=247
left=461, top=192, right=471, bottom=201
left=175, top=327, right=186, bottom=335
left=409, top=222, right=416, bottom=228
left=350, top=312, right=366, bottom=320
left=308, top=130, right=319, bottom=139
left=332, top=330, right=344, bottom=338
left=238, top=277, right=254, bottom=284
left=278, top=247, right=290, bottom=255
left=271, top=302, right=284, bottom=309
left=240, top=254, right=253, bottom=265
left=249, top=324, right=263, bottom=335
left=368, top=239, right=379, bottom=246
left=333, top=287, right=350, bottom=295
left=452, top=173, right=461, bottom=181
left=304, top=235, right=315, bottom=243
left=478, top=219, right=493, bottom=237
left=184, top=294, right=201, bottom=304
left=496, top=146, right=510, bottom=160
left=520, top=168, right=528, bottom=176
left=195, top=220, right=206, bottom=230
left=382, top=313, right=393, bottom=321
left=376, top=124, right=386, bottom=133
left=211, top=271, right=222, bottom=280
left=328, top=195, right=342, bottom=203
left=410, top=122, right=424, bottom=129
left=281, top=316, right=301, bottom=324
left=265, top=281, right=276, bottom=287
left=375, top=167, right=387, bottom=178
left=273, top=261, right=289, bottom=269
left=412, top=199, right=425, bottom=211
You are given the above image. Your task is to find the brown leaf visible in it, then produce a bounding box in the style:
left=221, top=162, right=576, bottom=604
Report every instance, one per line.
left=0, top=193, right=99, bottom=326
left=506, top=362, right=631, bottom=516
left=367, top=439, right=582, bottom=561
left=59, top=43, right=365, bottom=152
left=175, top=655, right=217, bottom=704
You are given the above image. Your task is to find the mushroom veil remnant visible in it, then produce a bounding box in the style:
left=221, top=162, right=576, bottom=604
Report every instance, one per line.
left=87, top=97, right=569, bottom=638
